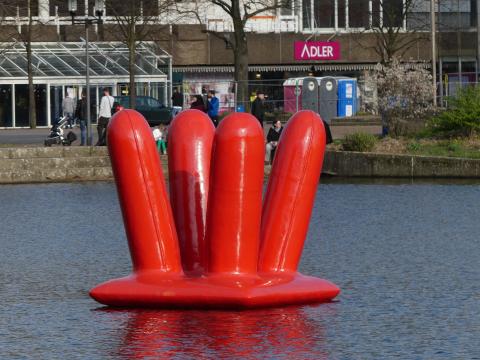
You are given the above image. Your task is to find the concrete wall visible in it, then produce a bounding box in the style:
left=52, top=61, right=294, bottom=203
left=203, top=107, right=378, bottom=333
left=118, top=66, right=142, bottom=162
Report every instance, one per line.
left=1, top=147, right=479, bottom=184
left=323, top=151, right=480, bottom=178
left=0, top=147, right=113, bottom=184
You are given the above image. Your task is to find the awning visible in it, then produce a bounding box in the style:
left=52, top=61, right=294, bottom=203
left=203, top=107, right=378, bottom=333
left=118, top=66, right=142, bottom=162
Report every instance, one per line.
left=0, top=41, right=170, bottom=83
left=173, top=62, right=431, bottom=73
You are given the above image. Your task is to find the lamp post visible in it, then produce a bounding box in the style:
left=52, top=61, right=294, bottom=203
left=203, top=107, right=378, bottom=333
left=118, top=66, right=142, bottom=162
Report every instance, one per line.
left=68, top=0, right=104, bottom=146
left=430, top=0, right=437, bottom=107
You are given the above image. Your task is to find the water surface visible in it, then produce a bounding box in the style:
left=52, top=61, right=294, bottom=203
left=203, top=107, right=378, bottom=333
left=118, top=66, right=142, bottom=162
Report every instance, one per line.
left=1, top=181, right=479, bottom=359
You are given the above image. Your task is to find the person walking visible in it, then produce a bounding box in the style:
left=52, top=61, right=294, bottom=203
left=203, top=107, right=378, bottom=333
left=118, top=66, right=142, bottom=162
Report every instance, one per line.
left=62, top=92, right=75, bottom=128
left=251, top=91, right=265, bottom=127
left=171, top=87, right=184, bottom=117
left=96, top=87, right=114, bottom=146
left=75, top=90, right=87, bottom=146
left=207, top=89, right=219, bottom=127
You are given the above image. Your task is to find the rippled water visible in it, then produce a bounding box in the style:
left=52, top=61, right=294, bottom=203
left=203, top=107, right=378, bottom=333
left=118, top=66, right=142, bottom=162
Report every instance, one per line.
left=1, top=181, right=480, bottom=359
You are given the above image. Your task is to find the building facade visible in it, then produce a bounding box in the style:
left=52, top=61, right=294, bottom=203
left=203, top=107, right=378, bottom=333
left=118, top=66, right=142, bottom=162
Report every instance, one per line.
left=0, top=0, right=479, bottom=126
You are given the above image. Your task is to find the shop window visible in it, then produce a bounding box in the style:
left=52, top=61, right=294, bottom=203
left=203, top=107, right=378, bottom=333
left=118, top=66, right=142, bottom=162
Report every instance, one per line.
left=462, top=61, right=476, bottom=74
left=442, top=61, right=459, bottom=75
left=0, top=86, right=13, bottom=128
left=35, top=85, right=47, bottom=127
left=15, top=85, right=29, bottom=127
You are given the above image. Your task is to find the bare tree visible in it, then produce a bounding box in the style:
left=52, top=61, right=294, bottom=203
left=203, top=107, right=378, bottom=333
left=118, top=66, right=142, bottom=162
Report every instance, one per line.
left=353, top=0, right=429, bottom=64
left=176, top=0, right=291, bottom=108
left=105, top=0, right=173, bottom=109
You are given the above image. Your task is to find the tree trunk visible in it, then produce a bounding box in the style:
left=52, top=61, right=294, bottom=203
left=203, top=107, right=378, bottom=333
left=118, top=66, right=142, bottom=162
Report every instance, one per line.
left=233, top=22, right=249, bottom=111
left=129, top=41, right=136, bottom=110
left=27, top=1, right=36, bottom=128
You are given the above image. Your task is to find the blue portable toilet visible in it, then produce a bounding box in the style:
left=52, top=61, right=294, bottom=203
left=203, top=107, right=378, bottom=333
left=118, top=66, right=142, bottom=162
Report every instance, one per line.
left=236, top=104, right=245, bottom=112
left=337, top=78, right=357, bottom=117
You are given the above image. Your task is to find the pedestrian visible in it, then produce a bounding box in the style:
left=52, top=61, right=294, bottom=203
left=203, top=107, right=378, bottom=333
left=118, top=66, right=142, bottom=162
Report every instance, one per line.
left=251, top=91, right=265, bottom=127
left=153, top=125, right=167, bottom=155
left=265, top=119, right=283, bottom=164
left=190, top=95, right=207, bottom=112
left=62, top=92, right=75, bottom=128
left=171, top=87, right=184, bottom=117
left=322, top=119, right=333, bottom=144
left=207, top=89, right=219, bottom=127
left=75, top=90, right=87, bottom=146
left=96, top=87, right=114, bottom=146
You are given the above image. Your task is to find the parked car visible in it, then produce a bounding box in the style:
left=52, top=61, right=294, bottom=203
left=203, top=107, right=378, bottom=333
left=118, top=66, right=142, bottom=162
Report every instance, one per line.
left=113, top=96, right=173, bottom=126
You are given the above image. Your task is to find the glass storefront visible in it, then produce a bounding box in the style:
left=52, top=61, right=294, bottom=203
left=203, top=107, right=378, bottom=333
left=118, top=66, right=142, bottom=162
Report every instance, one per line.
left=0, top=42, right=171, bottom=128
left=0, top=85, right=12, bottom=127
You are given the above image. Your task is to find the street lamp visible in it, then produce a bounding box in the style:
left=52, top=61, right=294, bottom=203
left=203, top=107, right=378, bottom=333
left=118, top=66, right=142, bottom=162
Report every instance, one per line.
left=68, top=0, right=104, bottom=146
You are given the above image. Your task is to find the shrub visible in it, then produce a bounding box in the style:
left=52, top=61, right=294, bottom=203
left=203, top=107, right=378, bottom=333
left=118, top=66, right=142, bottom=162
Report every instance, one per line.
left=376, top=58, right=435, bottom=137
left=427, top=86, right=480, bottom=138
left=342, top=133, right=378, bottom=152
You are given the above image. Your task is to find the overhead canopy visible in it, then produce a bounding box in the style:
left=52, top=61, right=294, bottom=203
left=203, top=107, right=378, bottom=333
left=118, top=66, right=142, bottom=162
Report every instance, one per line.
left=173, top=62, right=431, bottom=73
left=0, top=41, right=171, bottom=84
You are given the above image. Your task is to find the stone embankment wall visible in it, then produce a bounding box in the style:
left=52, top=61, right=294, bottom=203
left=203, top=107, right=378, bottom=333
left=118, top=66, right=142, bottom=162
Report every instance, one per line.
left=323, top=151, right=480, bottom=178
left=1, top=148, right=479, bottom=184
left=0, top=147, right=113, bottom=184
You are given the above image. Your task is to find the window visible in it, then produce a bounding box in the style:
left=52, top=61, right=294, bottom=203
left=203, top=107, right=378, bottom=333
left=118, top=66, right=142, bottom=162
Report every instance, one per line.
left=383, top=0, right=404, bottom=27
left=1, top=0, right=39, bottom=17
left=303, top=0, right=335, bottom=29
left=280, top=0, right=294, bottom=16
left=438, top=0, right=474, bottom=30
left=315, top=0, right=335, bottom=28
left=349, top=0, right=369, bottom=28
left=302, top=0, right=313, bottom=29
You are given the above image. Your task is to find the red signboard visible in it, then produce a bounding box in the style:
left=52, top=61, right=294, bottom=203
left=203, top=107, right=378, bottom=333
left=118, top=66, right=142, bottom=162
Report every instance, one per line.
left=294, top=41, right=341, bottom=61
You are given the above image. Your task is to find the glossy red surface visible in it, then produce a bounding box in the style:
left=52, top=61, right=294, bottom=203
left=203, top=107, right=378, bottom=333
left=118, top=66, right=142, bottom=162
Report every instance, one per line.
left=167, top=110, right=215, bottom=274
left=90, top=109, right=340, bottom=308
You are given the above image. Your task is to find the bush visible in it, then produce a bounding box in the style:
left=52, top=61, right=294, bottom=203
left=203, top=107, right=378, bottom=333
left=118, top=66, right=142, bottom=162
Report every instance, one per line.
left=376, top=58, right=435, bottom=137
left=218, top=111, right=232, bottom=123
left=342, top=133, right=378, bottom=152
left=427, top=86, right=480, bottom=138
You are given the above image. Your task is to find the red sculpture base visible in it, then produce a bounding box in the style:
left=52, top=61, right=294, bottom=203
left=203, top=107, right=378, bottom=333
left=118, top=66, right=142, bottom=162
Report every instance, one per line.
left=91, top=272, right=339, bottom=308
left=90, top=109, right=340, bottom=308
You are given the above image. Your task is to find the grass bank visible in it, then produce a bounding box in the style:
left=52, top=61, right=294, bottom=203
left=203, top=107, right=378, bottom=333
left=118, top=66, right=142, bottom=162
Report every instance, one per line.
left=330, top=136, right=480, bottom=160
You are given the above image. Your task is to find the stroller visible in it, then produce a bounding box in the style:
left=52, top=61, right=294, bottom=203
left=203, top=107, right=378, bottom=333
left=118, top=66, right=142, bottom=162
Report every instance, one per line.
left=44, top=116, right=77, bottom=147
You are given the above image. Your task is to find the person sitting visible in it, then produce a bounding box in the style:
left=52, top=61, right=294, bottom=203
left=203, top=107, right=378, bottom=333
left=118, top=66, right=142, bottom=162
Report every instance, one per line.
left=190, top=95, right=207, bottom=112
left=265, top=119, right=283, bottom=164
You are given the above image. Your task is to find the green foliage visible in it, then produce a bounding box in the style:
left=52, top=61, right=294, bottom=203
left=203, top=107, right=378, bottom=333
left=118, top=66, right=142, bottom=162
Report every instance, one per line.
left=428, top=86, right=480, bottom=138
left=218, top=111, right=232, bottom=122
left=404, top=138, right=480, bottom=159
left=342, top=133, right=378, bottom=152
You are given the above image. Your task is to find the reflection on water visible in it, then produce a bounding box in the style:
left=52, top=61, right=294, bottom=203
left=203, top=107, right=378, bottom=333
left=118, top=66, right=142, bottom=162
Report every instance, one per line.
left=1, top=181, right=480, bottom=358
left=103, top=305, right=333, bottom=360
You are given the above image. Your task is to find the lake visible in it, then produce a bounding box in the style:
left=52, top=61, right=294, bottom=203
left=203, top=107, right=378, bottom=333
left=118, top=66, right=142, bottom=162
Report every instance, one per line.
left=1, top=180, right=479, bottom=359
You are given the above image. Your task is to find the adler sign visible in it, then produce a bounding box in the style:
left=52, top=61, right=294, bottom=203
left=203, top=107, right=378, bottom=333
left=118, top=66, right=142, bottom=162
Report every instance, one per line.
left=294, top=41, right=341, bottom=61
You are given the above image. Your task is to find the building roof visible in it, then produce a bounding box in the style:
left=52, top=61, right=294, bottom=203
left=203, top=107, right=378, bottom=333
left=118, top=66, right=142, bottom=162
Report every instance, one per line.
left=0, top=41, right=170, bottom=84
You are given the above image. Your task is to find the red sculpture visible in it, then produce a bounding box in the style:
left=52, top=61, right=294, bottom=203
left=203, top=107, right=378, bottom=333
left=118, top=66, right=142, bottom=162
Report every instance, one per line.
left=90, top=109, right=340, bottom=308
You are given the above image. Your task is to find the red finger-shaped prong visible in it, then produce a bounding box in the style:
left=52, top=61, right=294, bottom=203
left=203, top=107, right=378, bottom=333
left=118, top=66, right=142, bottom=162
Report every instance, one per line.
left=167, top=110, right=215, bottom=274
left=206, top=113, right=265, bottom=274
left=107, top=109, right=182, bottom=273
left=258, top=110, right=326, bottom=273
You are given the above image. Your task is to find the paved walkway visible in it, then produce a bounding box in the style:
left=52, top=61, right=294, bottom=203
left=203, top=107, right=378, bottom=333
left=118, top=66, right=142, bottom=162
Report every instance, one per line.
left=0, top=124, right=382, bottom=146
